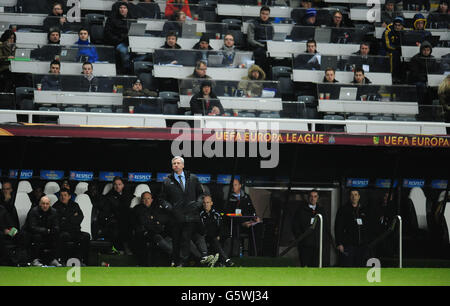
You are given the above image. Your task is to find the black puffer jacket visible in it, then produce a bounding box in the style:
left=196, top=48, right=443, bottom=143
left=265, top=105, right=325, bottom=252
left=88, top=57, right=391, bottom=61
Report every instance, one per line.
left=408, top=41, right=438, bottom=84
left=25, top=206, right=59, bottom=235
left=0, top=205, right=13, bottom=231
left=104, top=4, right=131, bottom=47
left=52, top=200, right=84, bottom=232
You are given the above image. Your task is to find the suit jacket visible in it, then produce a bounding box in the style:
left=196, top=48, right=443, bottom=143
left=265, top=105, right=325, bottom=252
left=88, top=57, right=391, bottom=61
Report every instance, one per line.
left=159, top=171, right=204, bottom=223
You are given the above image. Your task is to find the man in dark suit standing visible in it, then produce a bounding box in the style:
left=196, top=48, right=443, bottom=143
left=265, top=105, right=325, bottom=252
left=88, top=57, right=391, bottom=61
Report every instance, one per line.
left=159, top=156, right=213, bottom=267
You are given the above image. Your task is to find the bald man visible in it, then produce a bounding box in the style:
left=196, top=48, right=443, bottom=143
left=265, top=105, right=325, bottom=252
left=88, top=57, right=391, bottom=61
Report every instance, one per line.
left=26, top=196, right=62, bottom=267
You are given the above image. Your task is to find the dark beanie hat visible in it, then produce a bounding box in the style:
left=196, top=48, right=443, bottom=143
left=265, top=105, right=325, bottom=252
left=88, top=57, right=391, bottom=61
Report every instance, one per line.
left=199, top=33, right=210, bottom=44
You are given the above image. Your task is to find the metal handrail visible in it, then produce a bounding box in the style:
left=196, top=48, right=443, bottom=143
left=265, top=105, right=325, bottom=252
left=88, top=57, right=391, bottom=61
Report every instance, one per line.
left=1, top=109, right=449, bottom=132
left=314, top=213, right=323, bottom=268
left=396, top=215, right=403, bottom=268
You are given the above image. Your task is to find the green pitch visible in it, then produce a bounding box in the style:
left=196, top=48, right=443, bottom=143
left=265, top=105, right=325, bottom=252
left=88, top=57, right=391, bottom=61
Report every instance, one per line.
left=0, top=267, right=449, bottom=286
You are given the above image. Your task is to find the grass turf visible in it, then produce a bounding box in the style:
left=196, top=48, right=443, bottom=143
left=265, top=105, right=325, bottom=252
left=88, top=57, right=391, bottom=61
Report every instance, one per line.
left=0, top=267, right=449, bottom=286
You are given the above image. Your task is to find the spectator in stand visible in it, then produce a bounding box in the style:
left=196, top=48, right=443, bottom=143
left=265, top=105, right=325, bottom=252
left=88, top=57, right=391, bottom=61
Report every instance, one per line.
left=182, top=60, right=213, bottom=95
left=75, top=28, right=99, bottom=63
left=300, top=0, right=313, bottom=9
left=247, top=6, right=273, bottom=78
left=158, top=32, right=182, bottom=92
left=218, top=33, right=239, bottom=67
left=111, top=0, right=139, bottom=19
left=347, top=42, right=381, bottom=72
left=438, top=75, right=450, bottom=123
left=402, top=0, right=430, bottom=11
left=187, top=61, right=212, bottom=80
left=427, top=0, right=449, bottom=29
left=124, top=79, right=157, bottom=97
left=41, top=60, right=62, bottom=91
left=322, top=67, right=339, bottom=83
left=104, top=2, right=133, bottom=74
left=294, top=39, right=321, bottom=70
left=31, top=27, right=62, bottom=62
left=327, top=10, right=348, bottom=28
left=43, top=2, right=69, bottom=33
left=189, top=80, right=224, bottom=116
left=165, top=0, right=192, bottom=20
left=301, top=8, right=319, bottom=26
left=351, top=67, right=372, bottom=85
left=158, top=32, right=182, bottom=65
left=380, top=16, right=404, bottom=83
left=411, top=13, right=433, bottom=45
left=80, top=62, right=99, bottom=92
left=0, top=29, right=16, bottom=92
left=381, top=0, right=404, bottom=28
left=162, top=10, right=186, bottom=38
left=25, top=196, right=62, bottom=267
left=52, top=188, right=90, bottom=265
left=137, top=0, right=161, bottom=19
left=238, top=64, right=267, bottom=97
left=408, top=41, right=439, bottom=105
left=192, top=34, right=214, bottom=64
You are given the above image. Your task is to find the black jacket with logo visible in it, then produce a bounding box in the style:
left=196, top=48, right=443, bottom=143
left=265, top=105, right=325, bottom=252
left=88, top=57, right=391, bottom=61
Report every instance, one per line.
left=200, top=208, right=224, bottom=238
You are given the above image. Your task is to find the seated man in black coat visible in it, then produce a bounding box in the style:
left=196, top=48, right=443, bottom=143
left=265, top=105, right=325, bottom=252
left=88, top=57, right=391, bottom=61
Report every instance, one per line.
left=42, top=2, right=70, bottom=33
left=133, top=191, right=173, bottom=266
left=408, top=41, right=439, bottom=105
left=41, top=60, right=62, bottom=90
left=53, top=188, right=90, bottom=265
left=31, top=27, right=62, bottom=62
left=189, top=80, right=224, bottom=116
left=25, top=196, right=62, bottom=267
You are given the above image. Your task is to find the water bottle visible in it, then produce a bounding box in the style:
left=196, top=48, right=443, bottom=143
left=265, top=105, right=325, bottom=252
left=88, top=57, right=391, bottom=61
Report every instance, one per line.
left=239, top=245, right=243, bottom=258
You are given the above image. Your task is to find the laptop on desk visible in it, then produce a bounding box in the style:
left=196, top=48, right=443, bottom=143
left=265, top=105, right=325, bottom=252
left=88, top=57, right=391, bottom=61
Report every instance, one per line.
left=272, top=32, right=288, bottom=41
left=208, top=54, right=224, bottom=67
left=14, top=49, right=31, bottom=60
left=128, top=22, right=147, bottom=36
left=232, top=52, right=253, bottom=68
left=321, top=55, right=338, bottom=70
left=182, top=23, right=197, bottom=38
left=0, top=22, right=10, bottom=31
left=314, top=27, right=332, bottom=43
left=60, top=48, right=79, bottom=62
left=339, top=87, right=358, bottom=101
